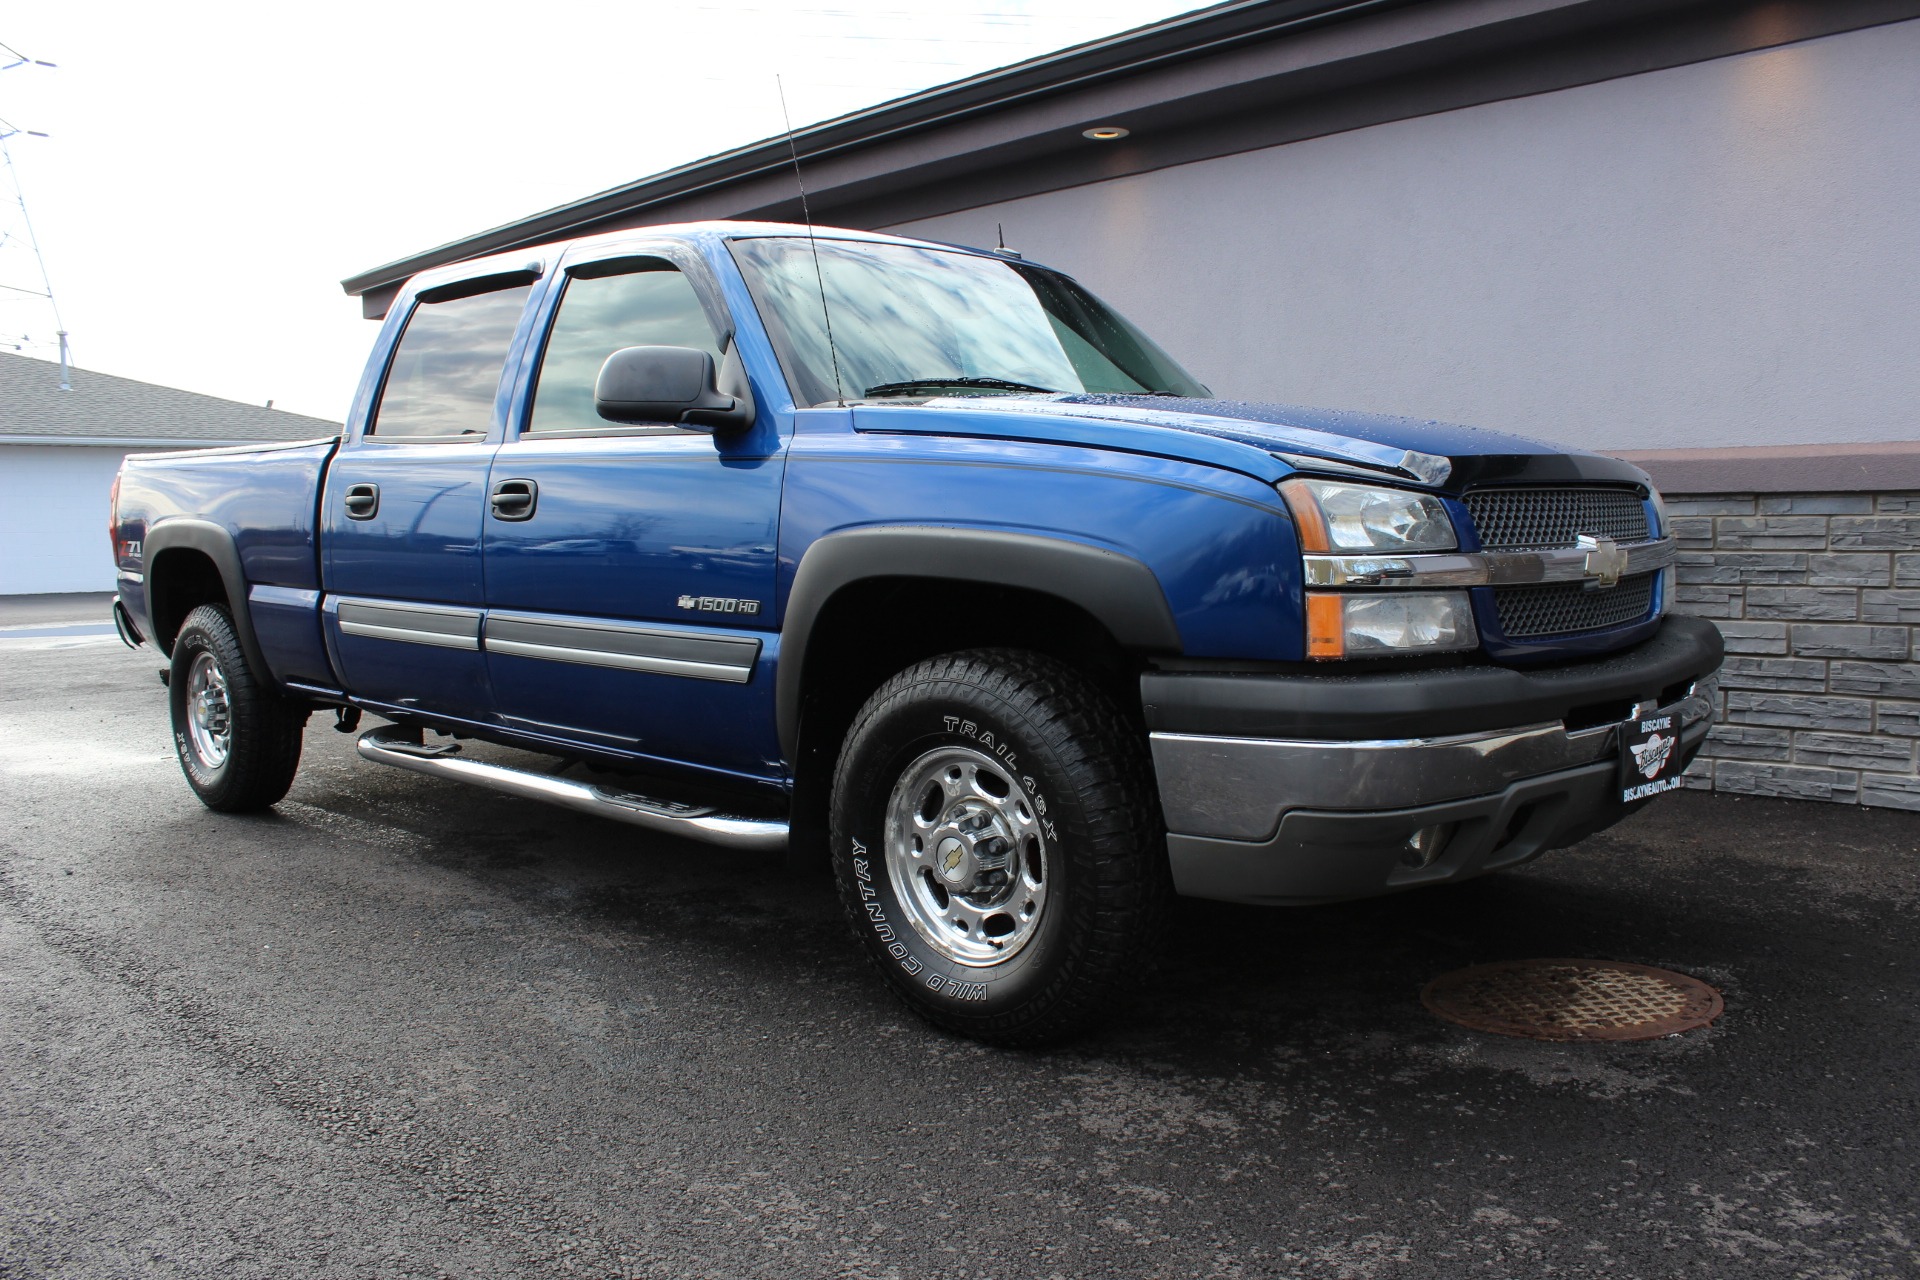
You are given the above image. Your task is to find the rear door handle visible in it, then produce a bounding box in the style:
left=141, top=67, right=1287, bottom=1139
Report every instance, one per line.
left=490, top=478, right=538, bottom=521
left=343, top=482, right=379, bottom=520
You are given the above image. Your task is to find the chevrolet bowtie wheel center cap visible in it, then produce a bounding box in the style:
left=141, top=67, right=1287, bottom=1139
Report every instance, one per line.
left=935, top=837, right=971, bottom=884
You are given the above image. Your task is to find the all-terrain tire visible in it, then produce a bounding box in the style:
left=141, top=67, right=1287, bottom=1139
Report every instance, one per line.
left=168, top=604, right=307, bottom=812
left=830, top=649, right=1170, bottom=1046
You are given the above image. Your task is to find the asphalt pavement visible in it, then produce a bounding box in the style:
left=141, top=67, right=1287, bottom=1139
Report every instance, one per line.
left=1, top=633, right=1915, bottom=1278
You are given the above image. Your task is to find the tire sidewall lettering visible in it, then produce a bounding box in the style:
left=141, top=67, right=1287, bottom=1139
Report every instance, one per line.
left=850, top=840, right=924, bottom=977
left=170, top=626, right=224, bottom=789
left=835, top=704, right=1069, bottom=1014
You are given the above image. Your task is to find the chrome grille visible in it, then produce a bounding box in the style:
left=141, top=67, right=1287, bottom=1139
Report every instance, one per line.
left=1494, top=573, right=1657, bottom=638
left=1465, top=487, right=1649, bottom=550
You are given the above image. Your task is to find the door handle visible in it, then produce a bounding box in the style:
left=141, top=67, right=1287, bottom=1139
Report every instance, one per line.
left=490, top=478, right=538, bottom=521
left=343, top=482, right=379, bottom=520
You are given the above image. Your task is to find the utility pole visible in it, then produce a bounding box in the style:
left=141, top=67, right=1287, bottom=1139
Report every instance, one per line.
left=0, top=39, right=65, bottom=387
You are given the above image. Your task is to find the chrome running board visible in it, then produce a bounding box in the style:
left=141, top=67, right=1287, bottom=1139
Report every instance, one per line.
left=355, top=726, right=788, bottom=853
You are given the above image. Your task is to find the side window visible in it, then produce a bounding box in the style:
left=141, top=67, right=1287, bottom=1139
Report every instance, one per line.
left=525, top=263, right=722, bottom=434
left=368, top=282, right=533, bottom=439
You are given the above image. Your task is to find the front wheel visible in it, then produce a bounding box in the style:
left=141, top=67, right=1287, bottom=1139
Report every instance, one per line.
left=830, top=649, right=1169, bottom=1045
left=168, top=604, right=307, bottom=812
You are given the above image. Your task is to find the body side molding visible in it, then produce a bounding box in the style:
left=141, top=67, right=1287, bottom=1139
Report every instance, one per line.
left=336, top=597, right=484, bottom=650
left=776, top=525, right=1182, bottom=759
left=486, top=610, right=761, bottom=683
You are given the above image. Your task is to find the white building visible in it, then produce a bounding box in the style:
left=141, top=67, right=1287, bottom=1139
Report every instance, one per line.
left=0, top=352, right=338, bottom=595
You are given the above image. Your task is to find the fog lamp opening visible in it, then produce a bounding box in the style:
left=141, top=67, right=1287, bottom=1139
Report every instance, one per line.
left=1400, top=823, right=1454, bottom=869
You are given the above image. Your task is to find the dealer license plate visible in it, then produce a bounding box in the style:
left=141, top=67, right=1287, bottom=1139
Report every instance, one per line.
left=1620, top=707, right=1684, bottom=803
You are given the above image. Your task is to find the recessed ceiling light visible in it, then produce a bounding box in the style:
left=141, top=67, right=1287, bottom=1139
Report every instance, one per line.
left=1082, top=126, right=1130, bottom=141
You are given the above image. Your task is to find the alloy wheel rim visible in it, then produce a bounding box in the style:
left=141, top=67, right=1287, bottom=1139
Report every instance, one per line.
left=883, top=745, right=1049, bottom=966
left=185, top=651, right=232, bottom=769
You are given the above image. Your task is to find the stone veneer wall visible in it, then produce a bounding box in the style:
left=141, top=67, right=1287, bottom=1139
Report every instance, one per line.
left=1668, top=491, right=1920, bottom=809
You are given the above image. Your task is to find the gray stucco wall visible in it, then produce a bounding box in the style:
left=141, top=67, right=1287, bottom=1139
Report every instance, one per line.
left=890, top=20, right=1920, bottom=454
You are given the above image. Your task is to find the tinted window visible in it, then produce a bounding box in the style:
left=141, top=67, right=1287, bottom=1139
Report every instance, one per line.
left=526, top=263, right=720, bottom=433
left=369, top=283, right=533, bottom=438
left=728, top=237, right=1205, bottom=408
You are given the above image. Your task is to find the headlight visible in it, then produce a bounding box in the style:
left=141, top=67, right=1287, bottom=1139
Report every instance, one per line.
left=1279, top=478, right=1456, bottom=552
left=1307, top=591, right=1478, bottom=659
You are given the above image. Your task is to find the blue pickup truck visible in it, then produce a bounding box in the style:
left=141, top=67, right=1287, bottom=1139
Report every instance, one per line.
left=110, top=222, right=1721, bottom=1043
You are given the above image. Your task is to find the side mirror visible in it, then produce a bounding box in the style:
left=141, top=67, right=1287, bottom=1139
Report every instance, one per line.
left=593, top=345, right=755, bottom=433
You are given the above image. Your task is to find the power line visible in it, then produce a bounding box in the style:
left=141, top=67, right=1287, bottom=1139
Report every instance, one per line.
left=0, top=38, right=56, bottom=70
left=0, top=41, right=66, bottom=387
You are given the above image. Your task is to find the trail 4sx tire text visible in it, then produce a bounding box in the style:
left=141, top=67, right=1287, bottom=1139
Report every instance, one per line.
left=830, top=650, right=1172, bottom=1045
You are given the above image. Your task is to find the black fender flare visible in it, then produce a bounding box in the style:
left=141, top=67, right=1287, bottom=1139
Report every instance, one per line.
left=776, top=526, right=1182, bottom=760
left=143, top=519, right=275, bottom=684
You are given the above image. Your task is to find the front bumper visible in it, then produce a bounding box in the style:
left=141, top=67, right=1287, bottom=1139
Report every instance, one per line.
left=1145, top=615, right=1723, bottom=905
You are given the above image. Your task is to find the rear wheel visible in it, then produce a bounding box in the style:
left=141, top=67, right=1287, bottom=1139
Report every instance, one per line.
left=830, top=649, right=1168, bottom=1045
left=168, top=604, right=307, bottom=812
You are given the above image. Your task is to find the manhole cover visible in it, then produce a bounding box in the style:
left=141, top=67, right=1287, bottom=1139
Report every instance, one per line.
left=1421, top=959, right=1723, bottom=1042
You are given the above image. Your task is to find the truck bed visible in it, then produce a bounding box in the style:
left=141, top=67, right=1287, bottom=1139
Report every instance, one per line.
left=114, top=436, right=339, bottom=685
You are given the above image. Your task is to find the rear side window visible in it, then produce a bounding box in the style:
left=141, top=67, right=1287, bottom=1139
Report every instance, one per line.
left=525, top=263, right=720, bottom=434
left=369, top=282, right=533, bottom=439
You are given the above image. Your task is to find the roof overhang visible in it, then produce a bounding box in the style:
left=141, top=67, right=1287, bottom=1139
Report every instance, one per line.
left=342, top=0, right=1920, bottom=318
left=0, top=436, right=302, bottom=448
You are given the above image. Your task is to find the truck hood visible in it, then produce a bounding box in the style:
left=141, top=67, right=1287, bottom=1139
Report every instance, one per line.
left=862, top=394, right=1649, bottom=492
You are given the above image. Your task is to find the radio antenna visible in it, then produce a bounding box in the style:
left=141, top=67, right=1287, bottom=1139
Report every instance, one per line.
left=775, top=76, right=845, bottom=407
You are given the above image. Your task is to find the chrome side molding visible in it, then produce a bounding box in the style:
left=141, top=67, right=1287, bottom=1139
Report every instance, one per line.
left=1303, top=537, right=1677, bottom=589
left=329, top=598, right=761, bottom=682
left=355, top=726, right=788, bottom=853
left=485, top=611, right=759, bottom=683
left=336, top=598, right=482, bottom=650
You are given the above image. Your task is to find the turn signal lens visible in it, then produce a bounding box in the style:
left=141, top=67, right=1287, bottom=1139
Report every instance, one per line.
left=1306, top=593, right=1345, bottom=658
left=1305, top=591, right=1478, bottom=659
left=1279, top=477, right=1455, bottom=553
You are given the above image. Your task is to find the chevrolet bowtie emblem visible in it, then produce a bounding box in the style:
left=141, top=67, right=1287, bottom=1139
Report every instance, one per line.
left=1577, top=533, right=1628, bottom=589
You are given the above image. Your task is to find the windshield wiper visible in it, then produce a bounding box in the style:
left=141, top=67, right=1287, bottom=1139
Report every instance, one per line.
left=862, top=376, right=1057, bottom=398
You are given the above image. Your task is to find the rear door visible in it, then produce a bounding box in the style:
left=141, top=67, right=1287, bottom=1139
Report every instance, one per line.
left=479, top=245, right=786, bottom=780
left=321, top=271, right=539, bottom=721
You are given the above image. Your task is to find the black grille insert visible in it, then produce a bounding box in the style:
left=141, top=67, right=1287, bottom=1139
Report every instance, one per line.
left=1465, top=487, right=1649, bottom=550
left=1494, top=573, right=1657, bottom=639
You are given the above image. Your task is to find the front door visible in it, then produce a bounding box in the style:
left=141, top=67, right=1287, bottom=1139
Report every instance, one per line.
left=322, top=275, right=536, bottom=722
left=480, top=250, right=786, bottom=781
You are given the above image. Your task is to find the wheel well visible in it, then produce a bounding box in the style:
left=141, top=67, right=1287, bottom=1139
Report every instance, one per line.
left=148, top=548, right=232, bottom=654
left=787, top=577, right=1145, bottom=859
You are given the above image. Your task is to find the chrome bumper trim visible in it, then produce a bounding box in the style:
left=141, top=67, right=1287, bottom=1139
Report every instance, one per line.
left=1151, top=680, right=1714, bottom=842
left=1303, top=537, right=1676, bottom=589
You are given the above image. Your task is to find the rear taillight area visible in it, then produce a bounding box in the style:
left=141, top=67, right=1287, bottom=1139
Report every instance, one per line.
left=108, top=470, right=122, bottom=556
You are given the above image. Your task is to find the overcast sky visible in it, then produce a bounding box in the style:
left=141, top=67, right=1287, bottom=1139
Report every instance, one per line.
left=0, top=0, right=1197, bottom=422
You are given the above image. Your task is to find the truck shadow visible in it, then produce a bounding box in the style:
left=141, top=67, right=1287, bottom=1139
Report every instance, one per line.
left=295, top=755, right=1846, bottom=1072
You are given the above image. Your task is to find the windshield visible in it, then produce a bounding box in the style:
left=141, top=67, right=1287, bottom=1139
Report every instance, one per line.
left=728, top=237, right=1208, bottom=408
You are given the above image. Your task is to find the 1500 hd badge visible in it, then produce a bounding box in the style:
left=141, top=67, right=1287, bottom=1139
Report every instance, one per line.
left=677, top=595, right=761, bottom=616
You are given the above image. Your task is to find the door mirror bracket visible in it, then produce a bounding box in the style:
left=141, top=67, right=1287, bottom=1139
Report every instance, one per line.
left=594, top=345, right=756, bottom=433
